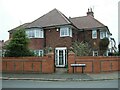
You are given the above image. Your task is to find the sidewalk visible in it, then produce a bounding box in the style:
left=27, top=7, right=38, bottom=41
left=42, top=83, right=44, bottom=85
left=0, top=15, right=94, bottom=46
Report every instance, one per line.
left=2, top=71, right=119, bottom=81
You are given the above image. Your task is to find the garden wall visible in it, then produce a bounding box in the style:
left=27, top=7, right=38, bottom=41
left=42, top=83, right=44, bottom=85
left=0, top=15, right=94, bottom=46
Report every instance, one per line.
left=2, top=53, right=55, bottom=73
left=1, top=52, right=120, bottom=74
left=68, top=52, right=120, bottom=73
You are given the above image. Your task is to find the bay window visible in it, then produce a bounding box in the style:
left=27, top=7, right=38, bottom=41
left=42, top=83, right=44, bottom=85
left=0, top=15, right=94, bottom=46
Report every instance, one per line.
left=26, top=28, right=44, bottom=38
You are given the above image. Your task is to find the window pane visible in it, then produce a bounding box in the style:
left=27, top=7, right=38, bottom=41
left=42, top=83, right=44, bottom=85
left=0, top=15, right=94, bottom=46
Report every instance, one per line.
left=34, top=50, right=43, bottom=56
left=93, top=51, right=98, bottom=56
left=100, top=31, right=106, bottom=39
left=26, top=28, right=44, bottom=38
left=29, top=30, right=34, bottom=37
left=69, top=28, right=72, bottom=37
left=60, top=27, right=72, bottom=37
left=35, top=30, right=40, bottom=38
left=92, top=30, right=97, bottom=39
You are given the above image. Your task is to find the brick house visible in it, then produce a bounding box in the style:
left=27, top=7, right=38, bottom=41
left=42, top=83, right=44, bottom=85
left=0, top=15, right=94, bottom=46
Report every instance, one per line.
left=8, top=8, right=113, bottom=67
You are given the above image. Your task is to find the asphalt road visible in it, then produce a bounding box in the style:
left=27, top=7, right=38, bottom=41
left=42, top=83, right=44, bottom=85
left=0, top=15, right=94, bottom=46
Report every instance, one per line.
left=2, top=80, right=119, bottom=88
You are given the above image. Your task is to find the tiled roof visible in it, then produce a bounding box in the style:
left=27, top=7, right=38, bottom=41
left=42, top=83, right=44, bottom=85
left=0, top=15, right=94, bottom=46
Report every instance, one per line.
left=70, top=16, right=106, bottom=29
left=8, top=23, right=30, bottom=32
left=9, top=9, right=108, bottom=32
left=26, top=8, right=71, bottom=28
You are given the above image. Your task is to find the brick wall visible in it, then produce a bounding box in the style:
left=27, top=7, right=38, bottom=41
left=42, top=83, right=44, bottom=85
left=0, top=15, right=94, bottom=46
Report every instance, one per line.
left=2, top=53, right=54, bottom=73
left=28, top=38, right=45, bottom=50
left=45, top=28, right=72, bottom=49
left=1, top=51, right=119, bottom=74
left=68, top=52, right=120, bottom=73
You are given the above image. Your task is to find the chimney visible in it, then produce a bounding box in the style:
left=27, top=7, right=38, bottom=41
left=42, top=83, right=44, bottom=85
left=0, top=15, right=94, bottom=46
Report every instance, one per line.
left=87, top=8, right=94, bottom=17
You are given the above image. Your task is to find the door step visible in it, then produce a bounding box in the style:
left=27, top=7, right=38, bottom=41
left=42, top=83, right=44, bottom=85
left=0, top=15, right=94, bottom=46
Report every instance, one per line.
left=55, top=68, right=68, bottom=74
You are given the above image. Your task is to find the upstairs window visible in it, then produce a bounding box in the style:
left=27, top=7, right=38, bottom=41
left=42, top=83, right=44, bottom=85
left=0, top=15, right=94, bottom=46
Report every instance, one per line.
left=60, top=27, right=72, bottom=37
left=92, top=30, right=97, bottom=39
left=100, top=31, right=107, bottom=39
left=26, top=28, right=44, bottom=38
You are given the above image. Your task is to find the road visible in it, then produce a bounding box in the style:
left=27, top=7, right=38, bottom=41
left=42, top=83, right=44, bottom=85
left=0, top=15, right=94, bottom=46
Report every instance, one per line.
left=2, top=80, right=118, bottom=88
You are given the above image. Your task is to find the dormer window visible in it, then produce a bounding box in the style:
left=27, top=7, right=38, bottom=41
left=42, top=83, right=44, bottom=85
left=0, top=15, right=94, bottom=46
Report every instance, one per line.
left=26, top=28, right=44, bottom=38
left=92, top=29, right=97, bottom=39
left=60, top=27, right=72, bottom=37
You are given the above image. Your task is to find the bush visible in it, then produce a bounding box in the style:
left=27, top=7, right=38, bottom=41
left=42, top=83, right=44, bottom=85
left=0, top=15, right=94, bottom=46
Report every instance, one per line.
left=72, top=41, right=91, bottom=56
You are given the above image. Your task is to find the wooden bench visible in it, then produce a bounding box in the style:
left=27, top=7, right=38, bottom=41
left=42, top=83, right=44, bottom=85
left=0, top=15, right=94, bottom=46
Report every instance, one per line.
left=71, top=64, right=86, bottom=73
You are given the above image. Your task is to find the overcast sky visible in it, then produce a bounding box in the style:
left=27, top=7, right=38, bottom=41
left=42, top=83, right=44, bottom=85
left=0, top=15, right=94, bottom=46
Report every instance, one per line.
left=0, top=0, right=119, bottom=46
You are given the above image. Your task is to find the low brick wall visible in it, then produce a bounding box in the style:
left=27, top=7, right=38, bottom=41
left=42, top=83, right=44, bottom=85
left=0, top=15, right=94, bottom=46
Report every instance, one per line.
left=1, top=52, right=120, bottom=74
left=68, top=52, right=120, bottom=73
left=2, top=53, right=55, bottom=73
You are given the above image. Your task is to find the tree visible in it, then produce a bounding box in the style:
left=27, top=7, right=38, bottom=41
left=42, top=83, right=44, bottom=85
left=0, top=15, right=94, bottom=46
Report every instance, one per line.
left=72, top=41, right=91, bottom=56
left=4, top=28, right=34, bottom=57
left=99, top=37, right=109, bottom=55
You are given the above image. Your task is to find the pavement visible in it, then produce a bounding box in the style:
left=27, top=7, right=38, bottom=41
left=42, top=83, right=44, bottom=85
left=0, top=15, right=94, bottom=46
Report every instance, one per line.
left=1, top=71, right=120, bottom=81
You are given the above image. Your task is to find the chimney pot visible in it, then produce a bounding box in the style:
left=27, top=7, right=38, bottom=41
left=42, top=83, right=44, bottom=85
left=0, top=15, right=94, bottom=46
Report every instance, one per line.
left=87, top=8, right=94, bottom=17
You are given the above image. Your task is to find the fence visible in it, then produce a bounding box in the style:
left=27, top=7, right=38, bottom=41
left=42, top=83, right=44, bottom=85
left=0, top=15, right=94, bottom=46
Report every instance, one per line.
left=68, top=52, right=120, bottom=73
left=2, top=53, right=54, bottom=73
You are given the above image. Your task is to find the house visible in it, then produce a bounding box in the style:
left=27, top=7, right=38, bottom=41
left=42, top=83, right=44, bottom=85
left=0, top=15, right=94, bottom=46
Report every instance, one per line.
left=8, top=8, right=113, bottom=67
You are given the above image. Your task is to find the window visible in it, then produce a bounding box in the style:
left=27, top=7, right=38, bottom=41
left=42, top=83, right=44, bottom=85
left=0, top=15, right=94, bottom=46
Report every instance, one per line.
left=93, top=51, right=98, bottom=56
left=100, top=31, right=107, bottom=39
left=34, top=50, right=44, bottom=56
left=92, top=30, right=97, bottom=39
left=60, top=27, right=72, bottom=37
left=26, top=28, right=44, bottom=38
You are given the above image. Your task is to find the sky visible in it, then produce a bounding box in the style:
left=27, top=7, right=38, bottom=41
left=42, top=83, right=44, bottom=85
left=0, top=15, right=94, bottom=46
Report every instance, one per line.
left=0, top=0, right=119, bottom=47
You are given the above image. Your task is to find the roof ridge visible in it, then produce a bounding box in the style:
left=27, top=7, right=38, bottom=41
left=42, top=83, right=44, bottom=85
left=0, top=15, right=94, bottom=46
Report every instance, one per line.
left=70, top=16, right=87, bottom=19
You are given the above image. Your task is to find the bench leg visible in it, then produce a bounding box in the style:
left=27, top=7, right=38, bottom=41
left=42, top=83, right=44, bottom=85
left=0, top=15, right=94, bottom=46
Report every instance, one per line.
left=82, top=67, right=84, bottom=73
left=73, top=67, right=74, bottom=73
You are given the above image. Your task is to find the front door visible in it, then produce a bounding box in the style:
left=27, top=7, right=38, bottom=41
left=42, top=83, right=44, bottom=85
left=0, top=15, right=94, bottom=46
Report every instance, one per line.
left=55, top=47, right=67, bottom=67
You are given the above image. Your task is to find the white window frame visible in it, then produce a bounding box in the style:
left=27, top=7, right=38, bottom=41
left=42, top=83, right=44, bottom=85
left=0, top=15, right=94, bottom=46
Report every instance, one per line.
left=100, top=31, right=106, bottom=39
left=92, top=30, right=97, bottom=39
left=26, top=28, right=44, bottom=38
left=60, top=27, right=72, bottom=37
left=34, top=50, right=44, bottom=57
left=93, top=51, right=98, bottom=56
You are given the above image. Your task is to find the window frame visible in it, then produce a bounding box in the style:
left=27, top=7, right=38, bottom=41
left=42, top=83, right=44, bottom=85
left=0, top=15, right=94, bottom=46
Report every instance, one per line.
left=100, top=31, right=107, bottom=39
left=92, top=29, right=97, bottom=39
left=60, top=27, right=72, bottom=37
left=26, top=28, right=44, bottom=38
left=34, top=50, right=44, bottom=57
left=93, top=51, right=98, bottom=56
